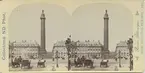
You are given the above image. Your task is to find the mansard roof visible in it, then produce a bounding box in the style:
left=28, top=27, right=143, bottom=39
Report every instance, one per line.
left=116, top=41, right=128, bottom=47
left=9, top=40, right=40, bottom=48
left=54, top=40, right=77, bottom=47
left=77, top=40, right=102, bottom=46
left=53, top=40, right=103, bottom=47
left=54, top=41, right=66, bottom=47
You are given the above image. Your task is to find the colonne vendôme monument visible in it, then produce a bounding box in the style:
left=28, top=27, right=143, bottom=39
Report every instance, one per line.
left=39, top=10, right=47, bottom=58
left=39, top=10, right=110, bottom=58
left=103, top=10, right=110, bottom=59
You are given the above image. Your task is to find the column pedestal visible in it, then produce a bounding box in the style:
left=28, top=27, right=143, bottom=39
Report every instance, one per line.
left=102, top=50, right=109, bottom=59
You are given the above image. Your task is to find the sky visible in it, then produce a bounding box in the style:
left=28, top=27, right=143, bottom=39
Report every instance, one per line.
left=9, top=3, right=133, bottom=52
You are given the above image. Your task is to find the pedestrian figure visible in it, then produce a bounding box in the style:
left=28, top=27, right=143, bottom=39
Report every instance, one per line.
left=77, top=57, right=81, bottom=67
left=68, top=59, right=71, bottom=70
left=81, top=56, right=86, bottom=67
left=131, top=60, right=133, bottom=70
left=13, top=57, right=19, bottom=68
left=14, top=57, right=18, bottom=63
left=40, top=58, right=45, bottom=62
left=115, top=58, right=117, bottom=61
left=11, top=56, right=14, bottom=66
left=52, top=57, right=54, bottom=61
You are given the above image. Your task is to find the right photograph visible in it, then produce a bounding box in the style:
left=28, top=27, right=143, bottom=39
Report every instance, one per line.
left=63, top=3, right=133, bottom=71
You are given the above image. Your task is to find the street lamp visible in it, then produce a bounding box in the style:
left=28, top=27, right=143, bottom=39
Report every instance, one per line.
left=55, top=50, right=59, bottom=68
left=65, top=36, right=71, bottom=71
left=52, top=47, right=55, bottom=61
left=127, top=38, right=133, bottom=71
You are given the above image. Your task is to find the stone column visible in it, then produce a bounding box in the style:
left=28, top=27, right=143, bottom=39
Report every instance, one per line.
left=103, top=10, right=109, bottom=59
left=40, top=10, right=46, bottom=57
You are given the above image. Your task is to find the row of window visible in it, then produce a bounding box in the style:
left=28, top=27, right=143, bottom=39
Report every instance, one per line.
left=77, top=49, right=101, bottom=51
left=54, top=48, right=101, bottom=50
left=13, top=53, right=38, bottom=55
left=117, top=54, right=129, bottom=56
left=13, top=48, right=38, bottom=51
left=117, top=52, right=129, bottom=55
left=76, top=51, right=101, bottom=53
left=13, top=51, right=38, bottom=53
left=27, top=53, right=38, bottom=56
left=54, top=45, right=101, bottom=47
left=77, top=44, right=101, bottom=46
left=54, top=53, right=101, bottom=56
left=117, top=50, right=129, bottom=52
left=116, top=48, right=129, bottom=51
left=54, top=52, right=101, bottom=54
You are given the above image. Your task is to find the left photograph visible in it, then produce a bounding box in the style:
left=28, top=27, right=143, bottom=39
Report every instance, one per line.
left=9, top=4, right=71, bottom=71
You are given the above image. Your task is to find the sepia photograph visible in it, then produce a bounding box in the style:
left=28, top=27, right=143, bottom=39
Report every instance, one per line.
left=9, top=3, right=134, bottom=71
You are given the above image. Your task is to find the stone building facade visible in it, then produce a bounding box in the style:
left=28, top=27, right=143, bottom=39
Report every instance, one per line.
left=52, top=41, right=67, bottom=59
left=52, top=40, right=103, bottom=60
left=115, top=41, right=129, bottom=59
left=9, top=40, right=40, bottom=59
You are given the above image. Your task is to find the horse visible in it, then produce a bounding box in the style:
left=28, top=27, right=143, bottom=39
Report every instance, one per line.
left=74, top=57, right=93, bottom=68
left=100, top=60, right=109, bottom=68
left=21, top=60, right=31, bottom=69
left=11, top=61, right=20, bottom=68
left=37, top=60, right=46, bottom=68
left=11, top=58, right=21, bottom=68
left=73, top=57, right=83, bottom=67
left=84, top=59, right=94, bottom=68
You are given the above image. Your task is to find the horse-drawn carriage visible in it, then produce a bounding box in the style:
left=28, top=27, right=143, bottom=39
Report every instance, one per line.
left=37, top=60, right=46, bottom=68
left=11, top=60, right=21, bottom=68
left=21, top=60, right=31, bottom=69
left=100, top=59, right=109, bottom=68
left=84, top=59, right=94, bottom=68
left=11, top=57, right=22, bottom=68
left=72, top=56, right=94, bottom=68
left=11, top=58, right=31, bottom=69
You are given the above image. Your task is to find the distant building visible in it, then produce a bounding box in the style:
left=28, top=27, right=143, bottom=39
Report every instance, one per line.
left=76, top=40, right=103, bottom=59
left=9, top=40, right=40, bottom=59
left=52, top=40, right=103, bottom=60
left=115, top=41, right=129, bottom=59
left=52, top=41, right=67, bottom=60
